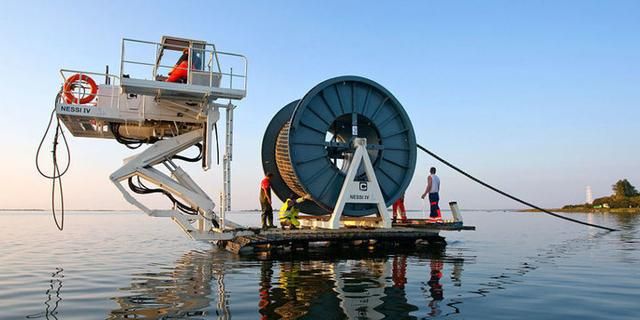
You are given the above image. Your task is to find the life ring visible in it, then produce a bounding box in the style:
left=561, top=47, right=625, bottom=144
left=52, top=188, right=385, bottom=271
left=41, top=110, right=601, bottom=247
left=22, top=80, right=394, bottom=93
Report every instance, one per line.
left=63, top=74, right=98, bottom=104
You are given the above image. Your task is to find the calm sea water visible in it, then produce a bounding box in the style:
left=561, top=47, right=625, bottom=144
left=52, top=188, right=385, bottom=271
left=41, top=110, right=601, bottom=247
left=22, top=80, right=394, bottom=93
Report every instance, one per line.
left=0, top=210, right=638, bottom=319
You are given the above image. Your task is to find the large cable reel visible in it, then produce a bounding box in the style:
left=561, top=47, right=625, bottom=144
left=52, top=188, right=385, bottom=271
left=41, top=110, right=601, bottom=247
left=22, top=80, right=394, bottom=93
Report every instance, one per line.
left=262, top=76, right=417, bottom=217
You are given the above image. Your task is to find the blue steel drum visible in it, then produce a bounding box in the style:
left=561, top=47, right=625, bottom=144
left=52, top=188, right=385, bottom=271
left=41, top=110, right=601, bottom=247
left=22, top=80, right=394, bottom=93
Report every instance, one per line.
left=261, top=76, right=416, bottom=216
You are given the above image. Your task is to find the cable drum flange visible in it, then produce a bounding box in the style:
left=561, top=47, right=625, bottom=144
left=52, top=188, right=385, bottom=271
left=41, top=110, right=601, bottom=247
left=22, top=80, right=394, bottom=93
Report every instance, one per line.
left=263, top=76, right=417, bottom=217
left=275, top=121, right=306, bottom=197
left=262, top=100, right=327, bottom=214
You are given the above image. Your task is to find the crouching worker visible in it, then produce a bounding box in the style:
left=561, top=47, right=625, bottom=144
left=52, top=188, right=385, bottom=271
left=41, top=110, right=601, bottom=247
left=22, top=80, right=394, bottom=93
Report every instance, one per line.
left=279, top=194, right=310, bottom=229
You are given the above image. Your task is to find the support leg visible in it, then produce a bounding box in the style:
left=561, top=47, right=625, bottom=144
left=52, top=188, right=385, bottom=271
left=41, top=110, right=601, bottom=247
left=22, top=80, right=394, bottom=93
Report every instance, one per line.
left=108, top=129, right=246, bottom=241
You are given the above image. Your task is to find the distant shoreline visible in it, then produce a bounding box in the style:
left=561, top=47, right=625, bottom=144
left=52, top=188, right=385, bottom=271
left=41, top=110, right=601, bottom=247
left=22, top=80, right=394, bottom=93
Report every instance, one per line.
left=10, top=207, right=636, bottom=214
left=0, top=208, right=535, bottom=213
left=519, top=208, right=640, bottom=214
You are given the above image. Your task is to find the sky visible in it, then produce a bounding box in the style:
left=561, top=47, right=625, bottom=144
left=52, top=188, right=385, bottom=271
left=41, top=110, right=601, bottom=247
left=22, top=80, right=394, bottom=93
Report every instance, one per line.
left=0, top=0, right=638, bottom=211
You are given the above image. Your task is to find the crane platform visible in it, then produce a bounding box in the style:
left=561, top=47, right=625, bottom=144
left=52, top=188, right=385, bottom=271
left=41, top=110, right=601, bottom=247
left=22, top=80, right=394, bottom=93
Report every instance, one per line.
left=120, top=77, right=246, bottom=101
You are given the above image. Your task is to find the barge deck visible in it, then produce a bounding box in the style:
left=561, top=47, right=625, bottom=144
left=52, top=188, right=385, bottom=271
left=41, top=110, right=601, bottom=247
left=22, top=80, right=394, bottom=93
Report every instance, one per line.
left=221, top=220, right=475, bottom=254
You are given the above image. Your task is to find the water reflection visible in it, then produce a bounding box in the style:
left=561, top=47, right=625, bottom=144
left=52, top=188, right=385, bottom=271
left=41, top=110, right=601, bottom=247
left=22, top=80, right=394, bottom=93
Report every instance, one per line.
left=26, top=268, right=64, bottom=320
left=257, top=251, right=447, bottom=319
left=108, top=246, right=466, bottom=319
left=426, top=260, right=444, bottom=317
left=259, top=259, right=343, bottom=319
left=380, top=255, right=418, bottom=319
left=611, top=213, right=640, bottom=242
left=5, top=211, right=638, bottom=319
left=109, top=250, right=230, bottom=319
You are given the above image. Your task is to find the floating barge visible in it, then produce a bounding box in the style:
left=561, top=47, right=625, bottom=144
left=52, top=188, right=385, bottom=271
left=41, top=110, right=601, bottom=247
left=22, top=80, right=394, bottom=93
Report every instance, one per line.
left=51, top=35, right=477, bottom=251
left=222, top=219, right=475, bottom=254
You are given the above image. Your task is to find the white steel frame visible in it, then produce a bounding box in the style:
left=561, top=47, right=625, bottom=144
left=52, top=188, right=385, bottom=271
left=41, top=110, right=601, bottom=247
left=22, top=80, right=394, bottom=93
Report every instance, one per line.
left=56, top=36, right=250, bottom=242
left=299, top=138, right=392, bottom=229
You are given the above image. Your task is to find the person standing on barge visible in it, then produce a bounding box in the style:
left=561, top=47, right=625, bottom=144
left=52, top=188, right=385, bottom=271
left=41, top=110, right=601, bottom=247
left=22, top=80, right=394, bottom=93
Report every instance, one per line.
left=421, top=167, right=442, bottom=222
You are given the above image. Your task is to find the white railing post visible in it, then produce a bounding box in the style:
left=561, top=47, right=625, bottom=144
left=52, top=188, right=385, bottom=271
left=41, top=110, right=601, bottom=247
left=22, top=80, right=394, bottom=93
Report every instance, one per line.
left=120, top=39, right=125, bottom=78
left=223, top=104, right=234, bottom=212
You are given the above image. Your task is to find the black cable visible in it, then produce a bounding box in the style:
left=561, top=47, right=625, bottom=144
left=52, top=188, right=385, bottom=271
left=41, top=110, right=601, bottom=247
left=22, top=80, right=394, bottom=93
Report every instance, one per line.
left=36, top=103, right=70, bottom=179
left=416, top=144, right=618, bottom=232
left=127, top=176, right=199, bottom=215
left=110, top=123, right=202, bottom=162
left=109, top=123, right=142, bottom=149
left=51, top=125, right=64, bottom=231
left=214, top=123, right=220, bottom=165
left=129, top=176, right=219, bottom=227
left=36, top=92, right=69, bottom=231
left=172, top=143, right=203, bottom=162
left=109, top=123, right=159, bottom=149
left=134, top=176, right=198, bottom=215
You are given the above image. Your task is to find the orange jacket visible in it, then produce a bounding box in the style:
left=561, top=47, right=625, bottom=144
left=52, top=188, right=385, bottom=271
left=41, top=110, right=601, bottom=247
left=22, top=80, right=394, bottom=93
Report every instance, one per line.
left=166, top=60, right=188, bottom=83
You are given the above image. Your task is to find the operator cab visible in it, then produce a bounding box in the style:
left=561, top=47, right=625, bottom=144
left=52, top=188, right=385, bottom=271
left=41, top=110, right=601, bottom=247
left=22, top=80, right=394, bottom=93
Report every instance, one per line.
left=55, top=35, right=247, bottom=143
left=120, top=36, right=247, bottom=101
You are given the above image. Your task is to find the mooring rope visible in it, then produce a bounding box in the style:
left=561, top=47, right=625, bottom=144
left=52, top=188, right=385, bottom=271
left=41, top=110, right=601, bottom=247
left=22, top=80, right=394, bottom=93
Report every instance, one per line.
left=416, top=144, right=618, bottom=232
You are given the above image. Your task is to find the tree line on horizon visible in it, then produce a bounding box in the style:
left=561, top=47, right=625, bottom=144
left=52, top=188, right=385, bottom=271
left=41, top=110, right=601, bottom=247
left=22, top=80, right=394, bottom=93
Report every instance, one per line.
left=563, top=179, right=640, bottom=210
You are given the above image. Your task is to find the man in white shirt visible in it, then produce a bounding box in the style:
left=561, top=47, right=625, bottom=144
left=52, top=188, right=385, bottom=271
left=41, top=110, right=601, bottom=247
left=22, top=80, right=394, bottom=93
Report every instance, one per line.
left=421, top=167, right=442, bottom=221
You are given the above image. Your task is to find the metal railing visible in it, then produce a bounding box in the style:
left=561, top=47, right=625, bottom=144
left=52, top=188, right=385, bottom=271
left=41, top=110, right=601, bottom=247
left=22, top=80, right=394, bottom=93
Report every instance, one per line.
left=120, top=38, right=248, bottom=92
left=59, top=69, right=120, bottom=107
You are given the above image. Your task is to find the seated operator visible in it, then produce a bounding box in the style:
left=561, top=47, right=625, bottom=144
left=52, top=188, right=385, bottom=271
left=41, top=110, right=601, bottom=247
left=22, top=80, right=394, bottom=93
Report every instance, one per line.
left=278, top=194, right=310, bottom=229
left=165, top=48, right=190, bottom=83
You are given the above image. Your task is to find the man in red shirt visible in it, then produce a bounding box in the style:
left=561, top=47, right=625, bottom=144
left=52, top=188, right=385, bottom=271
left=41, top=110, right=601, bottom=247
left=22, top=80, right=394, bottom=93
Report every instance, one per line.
left=259, top=173, right=275, bottom=230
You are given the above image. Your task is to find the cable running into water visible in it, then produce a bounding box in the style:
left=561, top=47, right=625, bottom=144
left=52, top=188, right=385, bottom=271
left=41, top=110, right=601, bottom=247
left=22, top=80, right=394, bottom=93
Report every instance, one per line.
left=416, top=144, right=618, bottom=232
left=36, top=93, right=69, bottom=231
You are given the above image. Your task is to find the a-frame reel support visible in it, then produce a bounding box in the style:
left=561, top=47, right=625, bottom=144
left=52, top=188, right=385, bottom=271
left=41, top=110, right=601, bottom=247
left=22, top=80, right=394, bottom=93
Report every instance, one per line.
left=301, top=138, right=392, bottom=230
